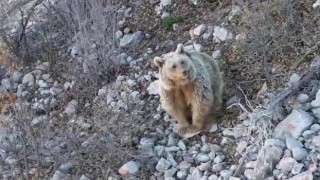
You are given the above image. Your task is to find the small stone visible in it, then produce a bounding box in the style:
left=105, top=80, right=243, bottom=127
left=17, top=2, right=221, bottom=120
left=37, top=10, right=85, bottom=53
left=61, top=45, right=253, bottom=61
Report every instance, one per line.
left=161, top=12, right=170, bottom=19
left=312, top=135, right=320, bottom=146
left=214, top=154, right=225, bottom=163
left=177, top=170, right=188, bottom=179
left=193, top=24, right=207, bottom=36
left=119, top=31, right=144, bottom=47
left=292, top=147, right=308, bottom=161
left=198, top=162, right=211, bottom=171
left=196, top=153, right=210, bottom=163
left=191, top=168, right=203, bottom=180
left=274, top=109, right=314, bottom=140
left=164, top=168, right=177, bottom=177
left=291, top=163, right=304, bottom=175
left=118, top=161, right=140, bottom=176
left=210, top=144, right=221, bottom=151
left=312, top=107, right=320, bottom=119
left=286, top=136, right=303, bottom=150
left=212, top=163, right=223, bottom=173
left=220, top=170, right=233, bottom=179
left=311, top=89, right=320, bottom=108
left=229, top=177, right=241, bottom=180
left=12, top=71, right=23, bottom=82
left=264, top=139, right=286, bottom=149
left=50, top=87, right=63, bottom=96
left=278, top=157, right=298, bottom=172
left=178, top=140, right=187, bottom=151
left=178, top=161, right=191, bottom=170
left=208, top=151, right=216, bottom=160
left=212, top=50, right=221, bottom=60
left=311, top=124, right=320, bottom=132
left=209, top=123, right=218, bottom=132
left=288, top=73, right=301, bottom=86
left=287, top=171, right=313, bottom=180
left=156, top=158, right=171, bottom=172
left=167, top=134, right=177, bottom=147
left=244, top=169, right=255, bottom=180
left=115, top=30, right=123, bottom=39
left=213, top=26, right=233, bottom=43
left=1, top=78, right=11, bottom=90
left=208, top=174, right=218, bottom=180
left=154, top=146, right=165, bottom=156
left=236, top=141, right=247, bottom=154
left=165, top=146, right=180, bottom=152
left=308, top=163, right=317, bottom=172
left=302, top=130, right=315, bottom=139
left=140, top=137, right=154, bottom=148
left=201, top=144, right=211, bottom=153
left=297, top=94, right=309, bottom=103
left=147, top=81, right=159, bottom=95
left=22, top=73, right=34, bottom=86
left=161, top=0, right=172, bottom=6
left=64, top=100, right=78, bottom=115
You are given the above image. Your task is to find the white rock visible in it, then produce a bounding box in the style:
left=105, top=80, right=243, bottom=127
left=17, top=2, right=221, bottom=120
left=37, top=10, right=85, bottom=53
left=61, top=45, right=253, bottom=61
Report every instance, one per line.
left=264, top=139, right=286, bottom=150
left=69, top=46, right=78, bottom=58
left=178, top=140, right=187, bottom=151
left=161, top=0, right=172, bottom=6
left=286, top=136, right=303, bottom=150
left=274, top=109, right=314, bottom=140
left=178, top=161, right=191, bottom=170
left=292, top=147, right=308, bottom=161
left=312, top=107, right=320, bottom=119
left=50, top=87, right=63, bottom=96
left=212, top=50, right=221, bottom=60
left=288, top=73, right=301, bottom=86
left=177, top=170, right=188, bottom=179
left=244, top=169, right=255, bottom=180
left=196, top=153, right=210, bottom=163
left=118, top=161, right=140, bottom=176
left=236, top=141, right=247, bottom=154
left=287, top=171, right=313, bottom=180
left=208, top=174, right=218, bottom=180
left=156, top=158, right=171, bottom=172
left=291, top=163, right=304, bottom=175
left=213, top=154, right=225, bottom=163
left=191, top=168, right=203, bottom=180
left=213, top=26, right=233, bottom=43
left=198, top=162, right=211, bottom=171
left=313, top=0, right=320, bottom=8
left=220, top=170, right=233, bottom=179
left=193, top=24, right=207, bottom=36
left=1, top=78, right=11, bottom=90
left=188, top=0, right=198, bottom=5
left=22, top=73, right=34, bottom=86
left=311, top=124, right=320, bottom=132
left=161, top=12, right=170, bottom=19
left=297, top=94, right=309, bottom=103
left=164, top=168, right=177, bottom=177
left=12, top=71, right=23, bottom=82
left=64, top=100, right=78, bottom=115
left=311, top=135, right=320, bottom=146
left=278, top=157, right=298, bottom=172
left=119, top=31, right=144, bottom=47
left=147, top=80, right=159, bottom=95
left=115, top=30, right=123, bottom=39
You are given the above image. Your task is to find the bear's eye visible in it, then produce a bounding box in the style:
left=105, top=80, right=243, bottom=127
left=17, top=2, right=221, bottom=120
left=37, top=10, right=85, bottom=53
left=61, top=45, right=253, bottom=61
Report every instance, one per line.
left=172, top=65, right=176, bottom=69
left=180, top=61, right=184, bottom=65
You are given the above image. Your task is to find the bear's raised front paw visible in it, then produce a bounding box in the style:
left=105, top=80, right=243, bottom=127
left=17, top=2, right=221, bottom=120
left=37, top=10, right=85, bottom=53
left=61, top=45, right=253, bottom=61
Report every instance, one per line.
left=178, top=125, right=201, bottom=139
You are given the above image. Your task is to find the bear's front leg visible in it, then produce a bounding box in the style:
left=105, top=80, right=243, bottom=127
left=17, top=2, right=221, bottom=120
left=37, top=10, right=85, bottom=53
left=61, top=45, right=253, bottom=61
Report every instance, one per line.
left=159, top=87, right=190, bottom=132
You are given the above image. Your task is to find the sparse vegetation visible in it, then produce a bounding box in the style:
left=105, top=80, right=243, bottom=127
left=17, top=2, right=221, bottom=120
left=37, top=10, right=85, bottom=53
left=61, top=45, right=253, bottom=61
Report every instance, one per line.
left=161, top=15, right=184, bottom=30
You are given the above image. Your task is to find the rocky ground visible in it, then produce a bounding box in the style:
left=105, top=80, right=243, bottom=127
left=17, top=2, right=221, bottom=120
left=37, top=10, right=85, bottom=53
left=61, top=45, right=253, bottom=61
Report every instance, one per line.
left=1, top=0, right=320, bottom=180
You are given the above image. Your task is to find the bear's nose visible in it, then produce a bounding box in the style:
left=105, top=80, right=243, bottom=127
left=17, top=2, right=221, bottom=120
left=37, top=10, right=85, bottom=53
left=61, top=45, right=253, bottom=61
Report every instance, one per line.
left=182, top=70, right=188, bottom=75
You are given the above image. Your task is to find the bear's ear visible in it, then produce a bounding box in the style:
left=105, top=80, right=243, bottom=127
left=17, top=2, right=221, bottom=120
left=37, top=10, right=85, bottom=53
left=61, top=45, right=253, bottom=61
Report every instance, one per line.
left=175, top=43, right=184, bottom=54
left=154, top=56, right=165, bottom=68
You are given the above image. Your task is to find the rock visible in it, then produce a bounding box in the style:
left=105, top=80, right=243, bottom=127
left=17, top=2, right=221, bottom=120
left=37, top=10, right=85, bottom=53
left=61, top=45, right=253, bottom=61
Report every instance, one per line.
left=311, top=124, right=320, bottom=132
left=287, top=171, right=313, bottom=180
left=311, top=135, right=320, bottom=146
left=119, top=31, right=145, bottom=47
left=208, top=151, right=216, bottom=160
left=177, top=170, right=188, bottom=179
left=154, top=146, right=165, bottom=156
left=178, top=161, right=191, bottom=170
left=211, top=163, right=223, bottom=172
left=314, top=0, right=320, bottom=9
left=188, top=0, right=198, bottom=5
left=236, top=141, right=247, bottom=154
left=167, top=134, right=177, bottom=147
left=201, top=144, right=211, bottom=153
left=312, top=107, right=320, bottom=119
left=292, top=147, right=308, bottom=161
left=291, top=163, right=304, bottom=175
left=302, top=130, right=315, bottom=139
left=193, top=43, right=203, bottom=52
left=22, top=73, right=34, bottom=86
left=209, top=123, right=218, bottom=132
left=311, top=89, right=320, bottom=108
left=64, top=100, right=78, bottom=115
left=140, top=137, right=154, bottom=148
left=297, top=94, right=309, bottom=103
left=222, top=124, right=245, bottom=139
left=220, top=170, right=233, bottom=179
left=208, top=174, right=218, bottom=180
left=161, top=0, right=172, bottom=6
left=51, top=170, right=68, bottom=180
left=196, top=153, right=210, bottom=163
left=274, top=109, right=314, bottom=140
left=118, top=161, right=140, bottom=176
left=198, top=162, right=211, bottom=171
left=1, top=78, right=11, bottom=90
left=254, top=146, right=283, bottom=177
left=193, top=24, right=207, bottom=36
left=288, top=73, right=300, bottom=86
left=278, top=157, right=298, bottom=172
left=229, top=177, right=241, bottom=180
left=147, top=81, right=159, bottom=95
left=164, top=168, right=177, bottom=177
left=165, top=146, right=180, bottom=152
left=161, top=12, right=170, bottom=19
left=213, top=26, right=233, bottom=43
left=12, top=71, right=23, bottom=82
left=0, top=85, right=7, bottom=94
left=79, top=175, right=90, bottom=180
left=50, top=87, right=63, bottom=96
left=244, top=169, right=255, bottom=180
left=286, top=137, right=303, bottom=150
left=178, top=140, right=187, bottom=151
left=212, top=50, right=221, bottom=60
left=308, top=163, right=317, bottom=172
left=191, top=168, right=203, bottom=180
left=213, top=154, right=225, bottom=164
left=115, top=30, right=123, bottom=39
left=156, top=158, right=171, bottom=172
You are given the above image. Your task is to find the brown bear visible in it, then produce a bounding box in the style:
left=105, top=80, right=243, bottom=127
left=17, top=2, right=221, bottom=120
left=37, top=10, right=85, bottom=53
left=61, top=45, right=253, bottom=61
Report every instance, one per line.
left=154, top=44, right=224, bottom=138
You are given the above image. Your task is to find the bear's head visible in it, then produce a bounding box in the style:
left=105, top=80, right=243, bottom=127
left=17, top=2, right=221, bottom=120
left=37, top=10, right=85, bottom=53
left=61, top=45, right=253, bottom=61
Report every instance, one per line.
left=154, top=44, right=196, bottom=89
